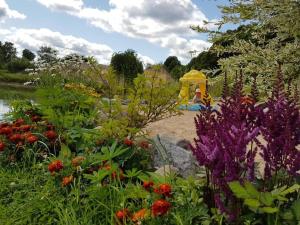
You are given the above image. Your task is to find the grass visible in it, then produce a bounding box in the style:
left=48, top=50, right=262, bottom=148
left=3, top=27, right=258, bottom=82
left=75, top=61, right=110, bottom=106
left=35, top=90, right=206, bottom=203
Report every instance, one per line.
left=0, top=84, right=35, bottom=100
left=0, top=69, right=31, bottom=84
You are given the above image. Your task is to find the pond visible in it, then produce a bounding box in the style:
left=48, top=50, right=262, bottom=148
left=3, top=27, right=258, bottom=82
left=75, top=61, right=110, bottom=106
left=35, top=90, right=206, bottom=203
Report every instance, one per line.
left=0, top=84, right=35, bottom=120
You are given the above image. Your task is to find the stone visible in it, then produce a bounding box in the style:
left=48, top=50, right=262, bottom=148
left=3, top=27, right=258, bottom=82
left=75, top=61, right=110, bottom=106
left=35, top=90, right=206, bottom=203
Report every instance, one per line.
left=151, top=135, right=197, bottom=178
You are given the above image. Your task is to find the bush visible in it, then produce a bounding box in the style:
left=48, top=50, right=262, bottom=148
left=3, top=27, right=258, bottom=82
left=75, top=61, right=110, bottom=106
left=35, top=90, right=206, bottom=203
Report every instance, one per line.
left=7, top=58, right=32, bottom=73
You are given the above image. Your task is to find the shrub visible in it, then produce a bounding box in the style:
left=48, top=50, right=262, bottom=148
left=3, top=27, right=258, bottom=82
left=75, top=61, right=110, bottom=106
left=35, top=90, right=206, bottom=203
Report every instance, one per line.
left=7, top=58, right=32, bottom=73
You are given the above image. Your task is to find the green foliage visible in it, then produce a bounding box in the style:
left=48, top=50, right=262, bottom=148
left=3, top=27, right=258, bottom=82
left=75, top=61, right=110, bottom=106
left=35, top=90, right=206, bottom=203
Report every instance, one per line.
left=229, top=181, right=300, bottom=224
left=0, top=41, right=17, bottom=65
left=22, top=49, right=35, bottom=61
left=186, top=51, right=219, bottom=76
left=110, top=49, right=144, bottom=83
left=127, top=67, right=180, bottom=128
left=7, top=58, right=32, bottom=73
left=37, top=46, right=58, bottom=64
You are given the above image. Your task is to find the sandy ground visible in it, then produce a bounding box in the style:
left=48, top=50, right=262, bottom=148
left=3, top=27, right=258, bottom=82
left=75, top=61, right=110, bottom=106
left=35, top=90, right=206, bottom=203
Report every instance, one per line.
left=145, top=111, right=199, bottom=142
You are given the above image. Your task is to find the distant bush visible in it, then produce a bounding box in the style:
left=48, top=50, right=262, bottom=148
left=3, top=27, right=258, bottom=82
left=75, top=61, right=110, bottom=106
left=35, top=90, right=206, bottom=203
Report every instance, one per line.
left=7, top=58, right=32, bottom=73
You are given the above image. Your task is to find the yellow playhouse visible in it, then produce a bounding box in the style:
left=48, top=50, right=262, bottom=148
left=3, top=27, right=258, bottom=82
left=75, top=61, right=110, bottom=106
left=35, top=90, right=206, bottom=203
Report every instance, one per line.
left=178, top=69, right=213, bottom=105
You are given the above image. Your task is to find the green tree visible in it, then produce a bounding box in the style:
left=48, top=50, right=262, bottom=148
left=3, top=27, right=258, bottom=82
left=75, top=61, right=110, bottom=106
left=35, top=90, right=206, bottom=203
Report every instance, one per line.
left=192, top=0, right=300, bottom=94
left=110, top=49, right=144, bottom=83
left=22, top=49, right=36, bottom=61
left=0, top=41, right=17, bottom=64
left=164, top=56, right=181, bottom=72
left=37, top=46, right=58, bottom=64
left=186, top=51, right=219, bottom=76
left=7, top=58, right=32, bottom=73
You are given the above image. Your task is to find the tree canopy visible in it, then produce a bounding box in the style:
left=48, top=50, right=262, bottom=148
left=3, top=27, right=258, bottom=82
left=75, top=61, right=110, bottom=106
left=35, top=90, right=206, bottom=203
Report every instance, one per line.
left=22, top=49, right=36, bottom=61
left=110, top=49, right=144, bottom=82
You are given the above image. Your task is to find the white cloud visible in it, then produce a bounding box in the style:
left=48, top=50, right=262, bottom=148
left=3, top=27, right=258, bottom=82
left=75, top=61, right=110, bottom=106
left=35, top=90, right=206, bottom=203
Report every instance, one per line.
left=0, top=27, right=155, bottom=65
left=0, top=0, right=26, bottom=21
left=36, top=0, right=214, bottom=63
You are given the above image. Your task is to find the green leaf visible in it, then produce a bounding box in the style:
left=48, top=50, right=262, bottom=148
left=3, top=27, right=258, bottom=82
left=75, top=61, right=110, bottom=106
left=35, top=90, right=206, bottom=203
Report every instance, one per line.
left=280, top=184, right=300, bottom=196
left=244, top=198, right=261, bottom=208
left=244, top=181, right=260, bottom=198
left=59, top=144, right=72, bottom=160
left=291, top=199, right=300, bottom=220
left=229, top=181, right=251, bottom=199
left=260, top=192, right=274, bottom=206
left=260, top=207, right=278, bottom=214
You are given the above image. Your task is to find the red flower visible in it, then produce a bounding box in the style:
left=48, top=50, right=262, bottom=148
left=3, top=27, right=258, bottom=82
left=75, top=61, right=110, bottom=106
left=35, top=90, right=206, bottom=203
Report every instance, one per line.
left=48, top=160, right=64, bottom=173
left=0, top=123, right=9, bottom=129
left=139, top=140, right=150, bottom=149
left=14, top=118, right=25, bottom=126
left=0, top=126, right=13, bottom=136
left=44, top=130, right=57, bottom=140
left=115, top=209, right=129, bottom=221
left=151, top=199, right=171, bottom=217
left=124, top=138, right=133, bottom=146
left=20, top=125, right=31, bottom=132
left=103, top=164, right=124, bottom=180
left=62, top=175, right=73, bottom=187
left=31, top=115, right=41, bottom=122
left=0, top=142, right=5, bottom=152
left=154, top=184, right=172, bottom=197
left=143, top=181, right=154, bottom=191
left=9, top=133, right=23, bottom=143
left=27, top=135, right=39, bottom=144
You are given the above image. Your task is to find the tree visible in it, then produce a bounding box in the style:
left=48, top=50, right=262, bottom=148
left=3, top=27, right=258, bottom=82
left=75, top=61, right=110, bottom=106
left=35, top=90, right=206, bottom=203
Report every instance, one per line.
left=22, top=49, right=35, bottom=61
left=37, top=46, right=58, bottom=64
left=110, top=49, right=144, bottom=83
left=0, top=41, right=17, bottom=64
left=192, top=0, right=300, bottom=93
left=7, top=58, right=32, bottom=73
left=186, top=51, right=219, bottom=76
left=163, top=56, right=181, bottom=73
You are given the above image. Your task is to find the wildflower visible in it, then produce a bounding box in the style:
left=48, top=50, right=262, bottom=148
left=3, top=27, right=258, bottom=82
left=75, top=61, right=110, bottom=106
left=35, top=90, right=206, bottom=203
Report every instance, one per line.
left=151, top=199, right=171, bottom=217
left=9, top=134, right=23, bottom=143
left=139, top=140, right=150, bottom=149
left=71, top=156, right=85, bottom=167
left=115, top=209, right=129, bottom=221
left=27, top=135, right=39, bottom=144
left=0, top=126, right=13, bottom=136
left=0, top=142, right=5, bottom=152
left=20, top=125, right=31, bottom=132
left=131, top=208, right=148, bottom=222
left=48, top=160, right=64, bottom=173
left=143, top=181, right=154, bottom=191
left=62, top=175, right=73, bottom=187
left=31, top=115, right=41, bottom=122
left=44, top=130, right=57, bottom=140
left=124, top=138, right=133, bottom=146
left=154, top=184, right=172, bottom=197
left=103, top=164, right=124, bottom=180
left=14, top=118, right=25, bottom=126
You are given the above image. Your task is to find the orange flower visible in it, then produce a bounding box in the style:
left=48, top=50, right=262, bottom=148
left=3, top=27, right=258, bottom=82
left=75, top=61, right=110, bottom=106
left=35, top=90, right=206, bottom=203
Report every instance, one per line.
left=124, top=138, right=133, bottom=146
left=154, top=184, right=172, bottom=197
left=0, top=142, right=5, bottom=152
left=48, top=159, right=64, bottom=173
left=71, top=156, right=86, bottom=167
left=151, top=199, right=171, bottom=217
left=62, top=175, right=73, bottom=187
left=131, top=208, right=148, bottom=222
left=115, top=208, right=129, bottom=221
left=14, top=118, right=25, bottom=126
left=143, top=181, right=154, bottom=191
left=241, top=96, right=255, bottom=105
left=103, top=164, right=124, bottom=180
left=0, top=126, right=13, bottom=136
left=9, top=133, right=23, bottom=143
left=27, top=135, right=39, bottom=144
left=20, top=125, right=31, bottom=132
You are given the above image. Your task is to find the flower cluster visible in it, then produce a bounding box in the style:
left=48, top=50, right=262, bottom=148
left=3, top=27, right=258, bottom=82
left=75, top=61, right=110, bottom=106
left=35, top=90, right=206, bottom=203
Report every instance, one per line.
left=0, top=115, right=58, bottom=163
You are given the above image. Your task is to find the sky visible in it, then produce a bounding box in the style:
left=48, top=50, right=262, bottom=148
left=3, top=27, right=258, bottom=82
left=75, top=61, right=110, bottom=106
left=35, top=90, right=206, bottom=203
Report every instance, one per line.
left=0, top=0, right=231, bottom=65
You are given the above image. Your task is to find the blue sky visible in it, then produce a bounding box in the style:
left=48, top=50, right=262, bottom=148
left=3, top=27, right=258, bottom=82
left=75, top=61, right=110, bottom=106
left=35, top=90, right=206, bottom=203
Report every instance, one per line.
left=0, top=0, right=231, bottom=65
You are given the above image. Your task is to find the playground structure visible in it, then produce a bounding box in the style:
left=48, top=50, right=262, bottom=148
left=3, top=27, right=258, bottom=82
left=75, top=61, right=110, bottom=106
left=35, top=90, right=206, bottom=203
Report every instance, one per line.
left=178, top=70, right=213, bottom=109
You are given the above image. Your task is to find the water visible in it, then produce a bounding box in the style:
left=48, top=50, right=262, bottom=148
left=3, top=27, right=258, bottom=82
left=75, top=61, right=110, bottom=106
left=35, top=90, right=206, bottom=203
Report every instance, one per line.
left=0, top=84, right=35, bottom=120
left=0, top=100, right=9, bottom=120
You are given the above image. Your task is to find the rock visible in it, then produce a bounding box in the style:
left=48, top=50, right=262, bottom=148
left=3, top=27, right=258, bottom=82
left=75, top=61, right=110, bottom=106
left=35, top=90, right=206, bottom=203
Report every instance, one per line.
left=176, top=139, right=192, bottom=151
left=151, top=135, right=198, bottom=178
left=155, top=165, right=179, bottom=176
